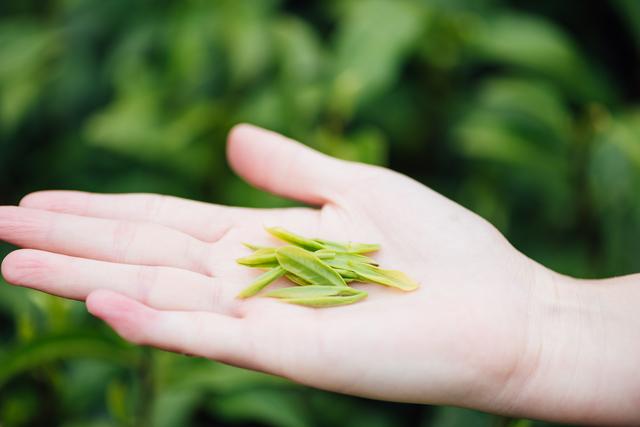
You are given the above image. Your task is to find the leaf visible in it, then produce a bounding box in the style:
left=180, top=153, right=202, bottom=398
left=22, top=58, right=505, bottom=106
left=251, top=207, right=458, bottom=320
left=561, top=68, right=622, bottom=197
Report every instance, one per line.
left=219, top=0, right=272, bottom=87
left=612, top=0, right=640, bottom=49
left=272, top=16, right=324, bottom=84
left=0, top=22, right=59, bottom=133
left=266, top=227, right=324, bottom=250
left=0, top=332, right=137, bottom=388
left=313, top=238, right=380, bottom=254
left=237, top=266, right=286, bottom=298
left=429, top=406, right=495, bottom=427
left=236, top=248, right=277, bottom=266
left=280, top=291, right=368, bottom=308
left=468, top=12, right=613, bottom=103
left=324, top=253, right=378, bottom=270
left=285, top=273, right=313, bottom=287
left=472, top=77, right=572, bottom=146
left=275, top=246, right=347, bottom=287
left=265, top=286, right=361, bottom=299
left=331, top=0, right=425, bottom=116
left=242, top=242, right=270, bottom=251
left=348, top=262, right=419, bottom=291
left=166, top=359, right=289, bottom=392
left=210, top=388, right=312, bottom=427
left=333, top=268, right=359, bottom=280
left=151, top=389, right=201, bottom=427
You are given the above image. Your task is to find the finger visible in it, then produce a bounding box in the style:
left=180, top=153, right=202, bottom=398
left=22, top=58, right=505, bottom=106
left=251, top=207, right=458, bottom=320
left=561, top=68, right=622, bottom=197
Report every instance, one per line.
left=2, top=249, right=235, bottom=313
left=87, top=290, right=258, bottom=367
left=226, top=123, right=378, bottom=205
left=0, top=206, right=211, bottom=275
left=19, top=191, right=240, bottom=243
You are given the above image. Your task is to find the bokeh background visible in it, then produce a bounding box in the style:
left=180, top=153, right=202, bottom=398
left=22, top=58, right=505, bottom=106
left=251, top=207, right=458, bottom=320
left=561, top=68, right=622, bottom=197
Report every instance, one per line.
left=1, top=0, right=639, bottom=425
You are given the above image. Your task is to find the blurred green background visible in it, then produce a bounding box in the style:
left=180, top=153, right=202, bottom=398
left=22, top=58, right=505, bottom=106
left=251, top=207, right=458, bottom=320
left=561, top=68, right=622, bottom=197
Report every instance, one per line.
left=1, top=0, right=639, bottom=425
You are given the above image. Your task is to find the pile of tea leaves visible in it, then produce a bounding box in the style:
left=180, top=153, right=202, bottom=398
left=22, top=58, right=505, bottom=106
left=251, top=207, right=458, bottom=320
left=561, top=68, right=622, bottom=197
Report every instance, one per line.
left=236, top=227, right=418, bottom=307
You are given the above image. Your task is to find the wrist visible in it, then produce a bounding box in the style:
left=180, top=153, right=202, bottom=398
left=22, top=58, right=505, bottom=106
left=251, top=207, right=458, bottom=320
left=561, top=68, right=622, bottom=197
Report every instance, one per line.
left=504, top=268, right=640, bottom=425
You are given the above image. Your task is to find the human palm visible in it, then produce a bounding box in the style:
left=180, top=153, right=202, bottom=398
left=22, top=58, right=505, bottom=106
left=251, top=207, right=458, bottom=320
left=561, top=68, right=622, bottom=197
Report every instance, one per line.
left=0, top=124, right=549, bottom=413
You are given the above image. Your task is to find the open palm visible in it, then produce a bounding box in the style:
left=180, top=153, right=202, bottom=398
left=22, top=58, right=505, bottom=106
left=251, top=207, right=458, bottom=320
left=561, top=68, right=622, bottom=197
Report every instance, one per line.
left=0, top=124, right=551, bottom=414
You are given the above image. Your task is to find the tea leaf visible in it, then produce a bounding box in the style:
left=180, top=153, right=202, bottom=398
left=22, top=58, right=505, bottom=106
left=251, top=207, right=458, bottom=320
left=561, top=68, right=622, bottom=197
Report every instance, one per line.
left=237, top=266, right=286, bottom=299
left=275, top=246, right=347, bottom=287
left=313, top=238, right=380, bottom=254
left=325, top=253, right=378, bottom=270
left=348, top=262, right=419, bottom=291
left=244, top=261, right=280, bottom=269
left=346, top=242, right=381, bottom=254
left=236, top=248, right=277, bottom=266
left=265, top=285, right=361, bottom=299
left=333, top=268, right=359, bottom=280
left=315, top=250, right=336, bottom=260
left=280, top=291, right=368, bottom=307
left=242, top=242, right=270, bottom=251
left=313, top=249, right=337, bottom=259
left=285, top=273, right=313, bottom=286
left=266, top=227, right=324, bottom=250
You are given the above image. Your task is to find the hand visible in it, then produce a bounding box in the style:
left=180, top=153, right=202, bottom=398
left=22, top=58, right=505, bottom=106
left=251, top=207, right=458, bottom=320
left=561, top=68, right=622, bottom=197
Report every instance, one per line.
left=1, top=124, right=638, bottom=425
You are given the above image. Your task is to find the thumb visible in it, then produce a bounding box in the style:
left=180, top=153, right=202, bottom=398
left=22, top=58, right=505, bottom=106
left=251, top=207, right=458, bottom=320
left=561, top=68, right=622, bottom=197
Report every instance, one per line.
left=226, top=124, right=371, bottom=205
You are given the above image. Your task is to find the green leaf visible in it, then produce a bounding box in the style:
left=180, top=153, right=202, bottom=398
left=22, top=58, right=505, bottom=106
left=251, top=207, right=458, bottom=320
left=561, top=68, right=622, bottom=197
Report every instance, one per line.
left=313, top=238, right=380, bottom=254
left=242, top=242, right=270, bottom=251
left=151, top=389, right=201, bottom=427
left=273, top=16, right=324, bottom=84
left=284, top=273, right=314, bottom=287
left=275, top=246, right=347, bottom=287
left=279, top=292, right=367, bottom=308
left=219, top=0, right=273, bottom=87
left=166, top=360, right=289, bottom=393
left=237, top=266, right=286, bottom=298
left=211, top=389, right=312, bottom=427
left=331, top=0, right=426, bottom=116
left=348, top=262, right=419, bottom=291
left=468, top=12, right=613, bottom=103
left=0, top=332, right=137, bottom=388
left=429, top=406, right=494, bottom=427
left=324, top=252, right=379, bottom=270
left=265, top=285, right=362, bottom=299
left=612, top=0, right=640, bottom=49
left=266, top=227, right=325, bottom=250
left=236, top=248, right=277, bottom=266
left=0, top=22, right=59, bottom=133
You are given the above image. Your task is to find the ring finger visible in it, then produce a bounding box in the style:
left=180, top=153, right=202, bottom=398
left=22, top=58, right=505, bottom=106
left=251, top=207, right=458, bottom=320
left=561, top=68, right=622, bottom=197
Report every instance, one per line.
left=2, top=249, right=238, bottom=313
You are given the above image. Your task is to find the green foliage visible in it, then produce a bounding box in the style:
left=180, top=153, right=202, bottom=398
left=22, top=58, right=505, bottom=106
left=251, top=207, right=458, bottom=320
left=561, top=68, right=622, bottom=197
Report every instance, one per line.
left=0, top=0, right=638, bottom=425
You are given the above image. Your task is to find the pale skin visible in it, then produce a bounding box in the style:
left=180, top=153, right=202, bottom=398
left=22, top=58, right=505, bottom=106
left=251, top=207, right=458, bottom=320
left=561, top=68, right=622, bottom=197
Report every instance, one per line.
left=1, top=124, right=639, bottom=425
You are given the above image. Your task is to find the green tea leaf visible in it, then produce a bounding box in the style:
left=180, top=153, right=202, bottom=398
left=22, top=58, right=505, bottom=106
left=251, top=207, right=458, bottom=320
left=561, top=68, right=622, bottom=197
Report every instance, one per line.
left=266, top=227, right=324, bottom=250
left=325, top=253, right=378, bottom=270
left=237, top=266, right=286, bottom=299
left=333, top=268, right=359, bottom=280
left=312, top=249, right=336, bottom=258
left=242, top=242, right=270, bottom=251
left=348, top=262, right=419, bottom=291
left=346, top=243, right=381, bottom=253
left=280, top=291, right=367, bottom=307
left=314, top=250, right=336, bottom=259
left=236, top=248, right=277, bottom=266
left=265, top=285, right=361, bottom=299
left=275, top=246, right=347, bottom=287
left=285, top=273, right=313, bottom=287
left=244, top=261, right=280, bottom=269
left=313, top=238, right=380, bottom=254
